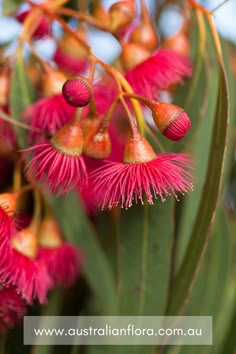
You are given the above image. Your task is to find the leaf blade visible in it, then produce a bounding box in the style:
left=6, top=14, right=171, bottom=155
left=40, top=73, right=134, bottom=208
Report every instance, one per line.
left=167, top=65, right=229, bottom=315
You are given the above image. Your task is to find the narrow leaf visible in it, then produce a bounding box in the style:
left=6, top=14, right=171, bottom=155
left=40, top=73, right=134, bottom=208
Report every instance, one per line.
left=10, top=53, right=36, bottom=149
left=167, top=65, right=229, bottom=315
left=111, top=199, right=174, bottom=354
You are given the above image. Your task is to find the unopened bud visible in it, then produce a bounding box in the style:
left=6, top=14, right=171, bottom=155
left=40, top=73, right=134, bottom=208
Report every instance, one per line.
left=162, top=34, right=190, bottom=58
left=43, top=69, right=67, bottom=97
left=58, top=26, right=89, bottom=60
left=121, top=42, right=151, bottom=70
left=151, top=102, right=191, bottom=141
left=62, top=77, right=91, bottom=107
left=39, top=218, right=62, bottom=248
left=92, top=3, right=110, bottom=23
left=109, top=0, right=136, bottom=32
left=130, top=23, right=158, bottom=51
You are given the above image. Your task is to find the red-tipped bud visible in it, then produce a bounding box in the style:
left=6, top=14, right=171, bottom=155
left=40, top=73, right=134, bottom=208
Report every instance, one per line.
left=109, top=0, right=136, bottom=32
left=151, top=102, right=191, bottom=141
left=0, top=71, right=9, bottom=106
left=0, top=193, right=18, bottom=214
left=121, top=42, right=151, bottom=70
left=51, top=120, right=84, bottom=156
left=123, top=135, right=156, bottom=163
left=162, top=34, right=190, bottom=58
left=83, top=129, right=111, bottom=159
left=130, top=23, right=158, bottom=51
left=81, top=114, right=101, bottom=138
left=12, top=227, right=38, bottom=259
left=62, top=77, right=91, bottom=107
left=39, top=218, right=63, bottom=248
left=43, top=69, right=67, bottom=97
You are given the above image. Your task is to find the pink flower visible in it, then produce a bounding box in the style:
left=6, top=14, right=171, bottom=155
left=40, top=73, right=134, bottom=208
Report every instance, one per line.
left=38, top=243, right=82, bottom=287
left=0, top=209, right=52, bottom=304
left=23, top=94, right=75, bottom=142
left=91, top=153, right=193, bottom=209
left=0, top=225, right=53, bottom=304
left=125, top=49, right=192, bottom=99
left=93, top=76, right=117, bottom=115
left=0, top=249, right=52, bottom=304
left=16, top=9, right=51, bottom=38
left=0, top=206, right=15, bottom=262
left=23, top=119, right=87, bottom=196
left=0, top=285, right=26, bottom=332
left=23, top=141, right=87, bottom=196
left=53, top=47, right=88, bottom=75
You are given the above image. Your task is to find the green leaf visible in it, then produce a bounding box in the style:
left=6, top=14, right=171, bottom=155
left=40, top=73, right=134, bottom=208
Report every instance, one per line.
left=48, top=193, right=117, bottom=315
left=10, top=53, right=36, bottom=149
left=164, top=205, right=232, bottom=354
left=173, top=61, right=219, bottom=271
left=118, top=200, right=173, bottom=315
left=167, top=62, right=230, bottom=315
left=103, top=199, right=173, bottom=354
left=32, top=290, right=65, bottom=354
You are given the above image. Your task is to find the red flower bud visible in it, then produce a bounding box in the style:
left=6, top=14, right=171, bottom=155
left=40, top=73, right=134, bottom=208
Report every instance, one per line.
left=58, top=26, right=89, bottom=61
left=121, top=42, right=151, bottom=70
left=92, top=3, right=110, bottom=23
left=39, top=218, right=63, bottom=248
left=130, top=23, right=158, bottom=51
left=151, top=102, right=191, bottom=141
left=43, top=69, right=67, bottom=97
left=162, top=34, right=190, bottom=58
left=62, top=77, right=91, bottom=107
left=109, top=0, right=136, bottom=32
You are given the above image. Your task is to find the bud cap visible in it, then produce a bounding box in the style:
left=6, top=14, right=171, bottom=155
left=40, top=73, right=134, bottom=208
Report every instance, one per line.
left=151, top=102, right=191, bottom=141
left=62, top=77, right=91, bottom=107
left=109, top=0, right=136, bottom=32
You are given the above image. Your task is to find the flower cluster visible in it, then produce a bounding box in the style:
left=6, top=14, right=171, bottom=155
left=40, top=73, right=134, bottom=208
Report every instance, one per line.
left=0, top=0, right=194, bottom=331
left=0, top=194, right=81, bottom=331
